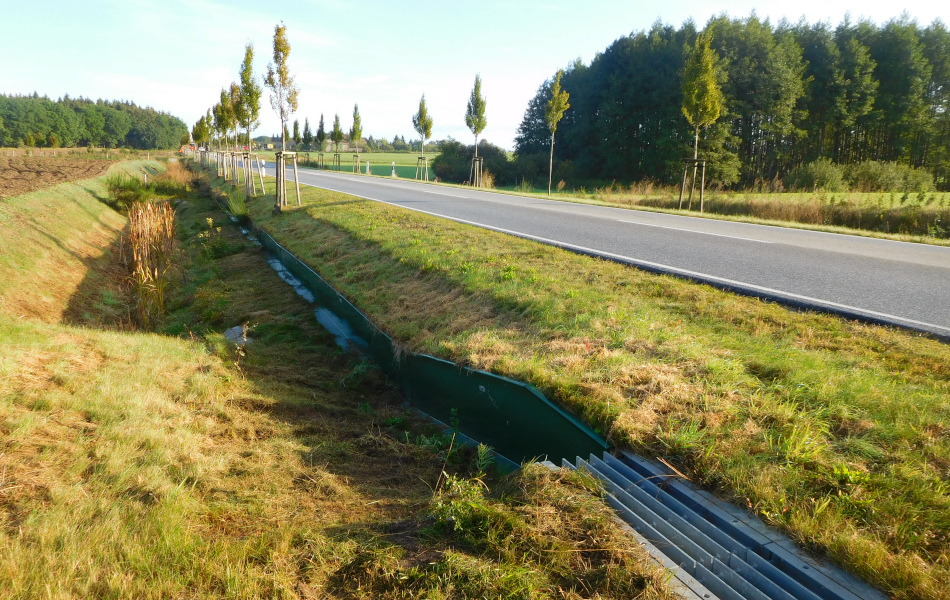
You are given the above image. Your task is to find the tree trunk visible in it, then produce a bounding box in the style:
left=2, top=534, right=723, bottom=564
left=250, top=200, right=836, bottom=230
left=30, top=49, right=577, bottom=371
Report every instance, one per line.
left=474, top=135, right=478, bottom=158
left=548, top=132, right=555, bottom=196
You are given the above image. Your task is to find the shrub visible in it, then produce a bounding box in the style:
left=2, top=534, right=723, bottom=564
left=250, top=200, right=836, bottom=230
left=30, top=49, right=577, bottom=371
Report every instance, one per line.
left=431, top=140, right=514, bottom=185
left=786, top=158, right=846, bottom=192
left=845, top=161, right=934, bottom=193
left=105, top=173, right=151, bottom=210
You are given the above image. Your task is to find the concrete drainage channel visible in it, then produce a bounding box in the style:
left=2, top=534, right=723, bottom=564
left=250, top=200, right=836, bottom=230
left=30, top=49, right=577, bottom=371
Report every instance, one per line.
left=233, top=215, right=886, bottom=600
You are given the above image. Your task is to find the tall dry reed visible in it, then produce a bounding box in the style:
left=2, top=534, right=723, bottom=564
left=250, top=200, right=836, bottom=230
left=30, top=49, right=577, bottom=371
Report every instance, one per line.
left=126, top=200, right=175, bottom=328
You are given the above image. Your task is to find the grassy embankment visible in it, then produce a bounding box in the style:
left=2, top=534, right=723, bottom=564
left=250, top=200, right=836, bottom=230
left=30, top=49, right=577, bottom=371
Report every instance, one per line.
left=236, top=172, right=950, bottom=600
left=0, top=160, right=675, bottom=598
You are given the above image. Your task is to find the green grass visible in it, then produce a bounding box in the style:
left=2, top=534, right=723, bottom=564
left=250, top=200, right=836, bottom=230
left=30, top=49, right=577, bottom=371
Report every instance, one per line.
left=235, top=172, right=950, bottom=600
left=249, top=149, right=438, bottom=179
left=0, top=162, right=675, bottom=598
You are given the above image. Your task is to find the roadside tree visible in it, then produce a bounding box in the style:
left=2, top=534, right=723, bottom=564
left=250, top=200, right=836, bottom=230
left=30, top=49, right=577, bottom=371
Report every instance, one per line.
left=235, top=43, right=262, bottom=149
left=465, top=75, right=487, bottom=157
left=264, top=22, right=300, bottom=151
left=412, top=94, right=433, bottom=158
left=545, top=71, right=570, bottom=195
left=331, top=113, right=344, bottom=151
left=349, top=104, right=362, bottom=154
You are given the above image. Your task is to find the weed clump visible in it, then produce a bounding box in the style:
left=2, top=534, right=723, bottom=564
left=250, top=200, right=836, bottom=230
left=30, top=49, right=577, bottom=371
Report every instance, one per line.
left=125, top=200, right=175, bottom=328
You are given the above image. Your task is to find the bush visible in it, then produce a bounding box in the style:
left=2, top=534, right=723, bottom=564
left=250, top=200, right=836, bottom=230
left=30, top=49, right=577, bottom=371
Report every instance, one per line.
left=431, top=140, right=514, bottom=185
left=105, top=173, right=151, bottom=210
left=786, top=158, right=846, bottom=192
left=845, top=161, right=934, bottom=193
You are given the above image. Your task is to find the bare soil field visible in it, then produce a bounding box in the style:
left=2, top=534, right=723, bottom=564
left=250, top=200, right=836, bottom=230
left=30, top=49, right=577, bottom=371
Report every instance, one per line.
left=0, top=156, right=116, bottom=197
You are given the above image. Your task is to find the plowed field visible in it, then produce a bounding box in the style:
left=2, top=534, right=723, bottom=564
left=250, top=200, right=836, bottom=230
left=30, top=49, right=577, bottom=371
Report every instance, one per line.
left=0, top=156, right=116, bottom=197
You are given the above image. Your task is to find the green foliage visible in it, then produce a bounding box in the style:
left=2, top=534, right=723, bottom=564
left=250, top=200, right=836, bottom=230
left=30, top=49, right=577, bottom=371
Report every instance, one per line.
left=331, top=113, right=343, bottom=150
left=105, top=173, right=151, bottom=210
left=412, top=94, right=433, bottom=154
left=264, top=22, right=300, bottom=151
left=787, top=158, right=847, bottom=191
left=235, top=43, right=262, bottom=146
left=545, top=71, right=571, bottom=194
left=846, top=160, right=935, bottom=192
left=514, top=16, right=950, bottom=190
left=225, top=189, right=248, bottom=220
left=432, top=139, right=513, bottom=184
left=316, top=113, right=326, bottom=149
left=464, top=74, right=487, bottom=154
left=544, top=71, right=570, bottom=136
left=292, top=118, right=300, bottom=146
left=0, top=93, right=185, bottom=149
left=302, top=117, right=312, bottom=150
left=681, top=31, right=723, bottom=137
left=349, top=104, right=362, bottom=153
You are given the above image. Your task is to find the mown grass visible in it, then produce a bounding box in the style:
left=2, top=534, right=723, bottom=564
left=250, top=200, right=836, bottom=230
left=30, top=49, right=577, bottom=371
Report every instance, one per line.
left=0, top=162, right=674, bottom=599
left=235, top=172, right=950, bottom=599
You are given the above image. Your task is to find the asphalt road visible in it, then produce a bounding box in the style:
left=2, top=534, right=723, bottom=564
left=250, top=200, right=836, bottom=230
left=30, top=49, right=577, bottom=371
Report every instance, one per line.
left=259, top=163, right=950, bottom=340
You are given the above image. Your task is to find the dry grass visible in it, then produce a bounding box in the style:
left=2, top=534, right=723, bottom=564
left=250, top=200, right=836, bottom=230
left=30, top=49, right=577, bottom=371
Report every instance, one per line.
left=125, top=201, right=175, bottom=328
left=238, top=172, right=950, bottom=600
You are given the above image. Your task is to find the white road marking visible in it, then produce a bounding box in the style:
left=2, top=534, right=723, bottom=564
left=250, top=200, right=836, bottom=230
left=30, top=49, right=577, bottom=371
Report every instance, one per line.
left=617, top=220, right=773, bottom=243
left=265, top=170, right=950, bottom=338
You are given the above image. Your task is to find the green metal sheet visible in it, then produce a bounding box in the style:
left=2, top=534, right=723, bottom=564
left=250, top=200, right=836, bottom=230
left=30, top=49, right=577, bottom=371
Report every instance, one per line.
left=253, top=225, right=608, bottom=464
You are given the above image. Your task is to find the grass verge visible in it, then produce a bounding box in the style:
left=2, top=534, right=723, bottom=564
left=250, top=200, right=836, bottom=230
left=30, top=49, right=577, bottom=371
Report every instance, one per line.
left=234, top=170, right=950, bottom=599
left=0, top=163, right=674, bottom=599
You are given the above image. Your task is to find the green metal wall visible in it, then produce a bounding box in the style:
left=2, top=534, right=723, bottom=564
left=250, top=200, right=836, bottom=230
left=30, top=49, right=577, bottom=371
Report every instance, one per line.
left=256, top=226, right=609, bottom=464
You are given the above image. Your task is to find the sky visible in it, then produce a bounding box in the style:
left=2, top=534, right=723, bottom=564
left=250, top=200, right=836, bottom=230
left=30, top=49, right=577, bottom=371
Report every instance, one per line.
left=1, top=0, right=945, bottom=149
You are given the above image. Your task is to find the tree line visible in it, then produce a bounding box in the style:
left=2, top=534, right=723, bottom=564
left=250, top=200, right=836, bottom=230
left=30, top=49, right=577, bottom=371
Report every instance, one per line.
left=0, top=93, right=188, bottom=150
left=514, top=14, right=950, bottom=190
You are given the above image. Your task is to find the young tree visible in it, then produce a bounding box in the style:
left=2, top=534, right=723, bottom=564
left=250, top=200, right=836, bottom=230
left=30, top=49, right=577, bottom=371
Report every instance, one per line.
left=293, top=118, right=301, bottom=148
left=316, top=113, right=326, bottom=151
left=228, top=82, right=241, bottom=148
left=302, top=117, right=313, bottom=150
left=235, top=43, right=262, bottom=149
left=331, top=113, right=343, bottom=151
left=682, top=31, right=724, bottom=161
left=545, top=71, right=570, bottom=195
left=349, top=104, right=362, bottom=155
left=264, top=22, right=300, bottom=151
left=465, top=74, right=487, bottom=157
left=412, top=94, right=433, bottom=157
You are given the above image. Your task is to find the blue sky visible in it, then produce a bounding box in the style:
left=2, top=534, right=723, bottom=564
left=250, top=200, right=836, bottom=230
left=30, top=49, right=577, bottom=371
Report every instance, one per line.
left=1, top=0, right=945, bottom=148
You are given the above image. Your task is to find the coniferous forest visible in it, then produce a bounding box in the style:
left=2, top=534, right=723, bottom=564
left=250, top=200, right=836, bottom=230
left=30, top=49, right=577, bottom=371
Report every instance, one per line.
left=515, top=15, right=950, bottom=190
left=0, top=93, right=188, bottom=150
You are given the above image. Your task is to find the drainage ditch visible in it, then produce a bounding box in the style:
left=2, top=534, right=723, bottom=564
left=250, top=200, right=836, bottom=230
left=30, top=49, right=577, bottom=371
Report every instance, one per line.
left=225, top=205, right=885, bottom=600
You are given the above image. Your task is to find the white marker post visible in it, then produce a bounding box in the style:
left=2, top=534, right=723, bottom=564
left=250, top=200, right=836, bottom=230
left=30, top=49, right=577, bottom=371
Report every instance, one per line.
left=366, top=161, right=370, bottom=175
left=391, top=161, right=396, bottom=178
